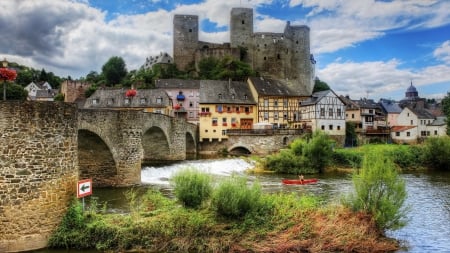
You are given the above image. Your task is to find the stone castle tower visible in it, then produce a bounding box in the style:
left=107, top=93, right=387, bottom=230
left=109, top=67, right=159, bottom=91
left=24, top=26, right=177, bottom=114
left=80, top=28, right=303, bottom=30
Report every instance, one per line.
left=173, top=7, right=315, bottom=95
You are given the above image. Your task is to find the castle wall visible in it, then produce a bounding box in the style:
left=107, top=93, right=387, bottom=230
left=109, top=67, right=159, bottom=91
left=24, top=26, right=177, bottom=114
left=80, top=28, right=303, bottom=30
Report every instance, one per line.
left=0, top=101, right=78, bottom=252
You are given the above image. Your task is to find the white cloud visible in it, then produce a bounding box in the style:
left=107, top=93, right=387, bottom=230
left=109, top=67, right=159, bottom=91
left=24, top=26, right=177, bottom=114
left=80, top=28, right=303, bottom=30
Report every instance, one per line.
left=317, top=59, right=450, bottom=100
left=434, top=40, right=450, bottom=65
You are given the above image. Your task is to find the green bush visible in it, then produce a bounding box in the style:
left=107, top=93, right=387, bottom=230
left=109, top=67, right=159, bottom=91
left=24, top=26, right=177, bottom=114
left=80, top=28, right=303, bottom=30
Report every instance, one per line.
left=211, top=176, right=263, bottom=219
left=344, top=150, right=408, bottom=231
left=171, top=168, right=212, bottom=208
left=422, top=136, right=450, bottom=170
left=332, top=148, right=363, bottom=168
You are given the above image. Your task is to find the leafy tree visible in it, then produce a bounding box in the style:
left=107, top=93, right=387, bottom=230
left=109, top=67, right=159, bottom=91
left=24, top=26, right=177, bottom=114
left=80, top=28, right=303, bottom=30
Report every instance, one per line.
left=101, top=56, right=127, bottom=86
left=313, top=77, right=330, bottom=93
left=442, top=92, right=450, bottom=135
left=198, top=57, right=220, bottom=79
left=15, top=69, right=36, bottom=87
left=345, top=149, right=408, bottom=232
left=6, top=83, right=28, bottom=100
left=84, top=84, right=98, bottom=98
left=53, top=93, right=64, bottom=101
left=421, top=136, right=450, bottom=170
left=85, top=71, right=102, bottom=84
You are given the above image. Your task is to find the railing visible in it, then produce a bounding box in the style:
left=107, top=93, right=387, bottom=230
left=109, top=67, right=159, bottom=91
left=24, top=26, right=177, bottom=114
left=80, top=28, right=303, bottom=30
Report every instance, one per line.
left=225, top=128, right=307, bottom=136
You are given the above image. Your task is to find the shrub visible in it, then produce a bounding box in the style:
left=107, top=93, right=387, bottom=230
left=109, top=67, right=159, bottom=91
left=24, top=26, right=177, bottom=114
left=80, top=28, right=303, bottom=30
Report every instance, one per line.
left=344, top=150, right=408, bottom=232
left=171, top=168, right=212, bottom=208
left=211, top=175, right=263, bottom=219
left=332, top=148, right=363, bottom=168
left=422, top=136, right=450, bottom=170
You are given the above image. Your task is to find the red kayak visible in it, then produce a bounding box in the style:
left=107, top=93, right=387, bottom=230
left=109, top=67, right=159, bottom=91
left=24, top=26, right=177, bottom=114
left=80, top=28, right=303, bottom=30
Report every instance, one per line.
left=282, top=179, right=318, bottom=185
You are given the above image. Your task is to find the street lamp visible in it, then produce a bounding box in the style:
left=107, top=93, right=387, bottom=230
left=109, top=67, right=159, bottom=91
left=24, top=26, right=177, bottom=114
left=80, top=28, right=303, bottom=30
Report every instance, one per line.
left=0, top=58, right=17, bottom=101
left=2, top=58, right=7, bottom=101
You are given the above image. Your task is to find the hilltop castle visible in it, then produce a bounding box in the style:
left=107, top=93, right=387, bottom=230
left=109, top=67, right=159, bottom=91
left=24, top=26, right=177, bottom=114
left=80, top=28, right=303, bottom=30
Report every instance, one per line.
left=173, top=7, right=316, bottom=95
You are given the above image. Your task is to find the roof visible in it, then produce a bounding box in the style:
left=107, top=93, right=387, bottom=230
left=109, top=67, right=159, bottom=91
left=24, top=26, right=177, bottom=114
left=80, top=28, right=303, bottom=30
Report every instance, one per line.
left=36, top=89, right=58, bottom=98
left=339, top=95, right=360, bottom=109
left=248, top=76, right=308, bottom=96
left=355, top=98, right=379, bottom=109
left=430, top=116, right=447, bottom=126
left=379, top=99, right=402, bottom=113
left=406, top=83, right=418, bottom=93
left=406, top=106, right=435, bottom=119
left=199, top=80, right=256, bottom=104
left=155, top=79, right=200, bottom=89
left=84, top=88, right=171, bottom=108
left=391, top=126, right=416, bottom=132
left=301, top=89, right=341, bottom=106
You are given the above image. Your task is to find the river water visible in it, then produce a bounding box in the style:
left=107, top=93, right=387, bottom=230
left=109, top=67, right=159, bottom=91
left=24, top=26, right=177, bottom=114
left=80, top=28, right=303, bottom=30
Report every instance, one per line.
left=36, top=158, right=450, bottom=253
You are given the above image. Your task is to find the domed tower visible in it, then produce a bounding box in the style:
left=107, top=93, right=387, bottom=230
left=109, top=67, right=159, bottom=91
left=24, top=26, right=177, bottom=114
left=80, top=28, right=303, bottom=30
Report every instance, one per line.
left=405, top=81, right=419, bottom=100
left=173, top=14, right=199, bottom=71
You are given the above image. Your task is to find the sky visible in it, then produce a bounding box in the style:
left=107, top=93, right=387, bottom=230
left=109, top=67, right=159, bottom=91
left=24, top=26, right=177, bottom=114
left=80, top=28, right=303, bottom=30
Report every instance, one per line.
left=1, top=0, right=449, bottom=101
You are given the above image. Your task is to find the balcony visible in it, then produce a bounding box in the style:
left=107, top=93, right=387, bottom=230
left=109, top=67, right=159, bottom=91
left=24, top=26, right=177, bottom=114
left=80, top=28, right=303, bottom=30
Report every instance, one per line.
left=199, top=112, right=211, bottom=116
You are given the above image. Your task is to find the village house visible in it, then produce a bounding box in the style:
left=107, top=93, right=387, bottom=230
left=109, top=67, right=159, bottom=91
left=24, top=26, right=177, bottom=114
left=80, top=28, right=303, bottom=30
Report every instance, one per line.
left=83, top=88, right=172, bottom=115
left=379, top=98, right=402, bottom=127
left=299, top=89, right=346, bottom=144
left=247, top=77, right=310, bottom=129
left=198, top=80, right=257, bottom=142
left=25, top=81, right=56, bottom=101
left=155, top=79, right=200, bottom=123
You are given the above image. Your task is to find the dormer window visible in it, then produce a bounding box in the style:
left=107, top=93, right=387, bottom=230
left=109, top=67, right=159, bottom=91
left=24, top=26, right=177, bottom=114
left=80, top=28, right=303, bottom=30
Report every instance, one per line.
left=218, top=93, right=222, bottom=99
left=140, top=98, right=147, bottom=104
left=92, top=98, right=99, bottom=105
left=244, top=94, right=248, bottom=100
left=107, top=98, right=114, bottom=105
left=156, top=97, right=163, bottom=104
left=231, top=94, right=235, bottom=99
left=124, top=98, right=130, bottom=105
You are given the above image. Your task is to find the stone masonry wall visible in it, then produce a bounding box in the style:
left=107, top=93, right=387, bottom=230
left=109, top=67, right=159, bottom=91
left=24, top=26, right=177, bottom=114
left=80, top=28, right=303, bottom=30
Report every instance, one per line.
left=0, top=101, right=78, bottom=252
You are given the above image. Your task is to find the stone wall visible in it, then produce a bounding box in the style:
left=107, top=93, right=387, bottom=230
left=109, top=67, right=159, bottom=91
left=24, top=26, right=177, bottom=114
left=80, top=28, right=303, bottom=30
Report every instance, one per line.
left=0, top=101, right=78, bottom=252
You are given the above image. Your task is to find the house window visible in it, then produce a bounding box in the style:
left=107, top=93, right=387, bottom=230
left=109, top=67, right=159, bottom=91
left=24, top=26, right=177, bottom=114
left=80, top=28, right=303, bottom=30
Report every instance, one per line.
left=351, top=113, right=355, bottom=119
left=217, top=105, right=223, bottom=112
left=227, top=106, right=232, bottom=112
left=274, top=112, right=279, bottom=120
left=369, top=109, right=373, bottom=114
left=264, top=99, right=269, bottom=107
left=264, top=112, right=269, bottom=120
left=321, top=125, right=325, bottom=130
left=189, top=101, right=193, bottom=107
left=320, top=108, right=325, bottom=117
left=274, top=100, right=278, bottom=107
left=222, top=130, right=227, bottom=136
left=406, top=132, right=410, bottom=137
left=337, top=125, right=341, bottom=130
left=222, top=118, right=227, bottom=126
left=189, top=111, right=193, bottom=117
left=329, top=108, right=333, bottom=117
left=140, top=98, right=146, bottom=104
left=154, top=109, right=162, bottom=114
left=337, top=109, right=342, bottom=118
left=212, top=118, right=218, bottom=126
left=396, top=132, right=400, bottom=137
left=231, top=94, right=235, bottom=100
left=244, top=107, right=250, bottom=113
left=435, top=130, right=438, bottom=135
left=107, top=98, right=114, bottom=105
left=421, top=131, right=426, bottom=136
left=410, top=120, right=413, bottom=125
left=92, top=99, right=99, bottom=105
left=244, top=94, right=248, bottom=100
left=124, top=98, right=130, bottom=105
left=156, top=97, right=162, bottom=104
left=283, top=99, right=288, bottom=108
left=218, top=93, right=222, bottom=99
left=283, top=113, right=288, bottom=120
left=329, top=125, right=333, bottom=130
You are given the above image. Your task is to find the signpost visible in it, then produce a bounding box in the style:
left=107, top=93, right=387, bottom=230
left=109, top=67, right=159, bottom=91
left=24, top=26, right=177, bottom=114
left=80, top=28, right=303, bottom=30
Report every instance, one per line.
left=77, top=179, right=92, bottom=211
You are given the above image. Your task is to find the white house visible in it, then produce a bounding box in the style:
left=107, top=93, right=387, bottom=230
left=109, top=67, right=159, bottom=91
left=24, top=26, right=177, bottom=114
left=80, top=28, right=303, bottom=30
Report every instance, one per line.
left=299, top=89, right=346, bottom=143
left=24, top=81, right=53, bottom=100
left=391, top=106, right=447, bottom=144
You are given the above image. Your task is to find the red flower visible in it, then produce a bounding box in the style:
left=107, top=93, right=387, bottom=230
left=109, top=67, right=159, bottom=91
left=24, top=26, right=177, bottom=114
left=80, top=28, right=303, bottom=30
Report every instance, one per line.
left=173, top=104, right=181, bottom=110
left=126, top=89, right=137, bottom=97
left=0, top=68, right=17, bottom=81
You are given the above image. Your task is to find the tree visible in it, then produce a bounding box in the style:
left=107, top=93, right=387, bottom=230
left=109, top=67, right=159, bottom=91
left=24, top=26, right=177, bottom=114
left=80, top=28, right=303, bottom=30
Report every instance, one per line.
left=313, top=78, right=330, bottom=93
left=101, top=56, right=127, bottom=86
left=442, top=92, right=450, bottom=135
left=345, top=149, right=408, bottom=232
left=6, top=83, right=28, bottom=100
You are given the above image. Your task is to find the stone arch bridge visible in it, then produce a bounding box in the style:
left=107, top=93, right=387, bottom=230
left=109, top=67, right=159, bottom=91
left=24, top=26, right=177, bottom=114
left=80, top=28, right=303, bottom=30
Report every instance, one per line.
left=78, top=109, right=198, bottom=187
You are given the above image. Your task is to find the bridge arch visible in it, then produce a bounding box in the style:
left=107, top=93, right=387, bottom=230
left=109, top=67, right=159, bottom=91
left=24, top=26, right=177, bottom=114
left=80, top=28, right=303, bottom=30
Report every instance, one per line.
left=142, top=126, right=171, bottom=163
left=228, top=144, right=253, bottom=156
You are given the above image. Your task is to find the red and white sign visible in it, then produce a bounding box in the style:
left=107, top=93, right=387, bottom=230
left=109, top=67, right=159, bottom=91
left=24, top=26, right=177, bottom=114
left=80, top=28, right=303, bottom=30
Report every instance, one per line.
left=77, top=179, right=93, bottom=198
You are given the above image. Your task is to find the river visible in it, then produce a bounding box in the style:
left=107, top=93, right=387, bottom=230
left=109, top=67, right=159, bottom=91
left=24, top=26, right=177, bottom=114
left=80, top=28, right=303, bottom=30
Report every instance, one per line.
left=36, top=158, right=450, bottom=253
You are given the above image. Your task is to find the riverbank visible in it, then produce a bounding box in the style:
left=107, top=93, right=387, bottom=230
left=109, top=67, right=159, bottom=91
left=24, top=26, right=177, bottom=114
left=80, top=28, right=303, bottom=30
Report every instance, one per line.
left=48, top=186, right=399, bottom=253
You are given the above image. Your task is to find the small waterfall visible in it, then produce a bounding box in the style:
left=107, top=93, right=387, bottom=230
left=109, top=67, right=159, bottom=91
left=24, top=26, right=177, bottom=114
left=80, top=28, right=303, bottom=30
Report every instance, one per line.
left=141, top=158, right=254, bottom=185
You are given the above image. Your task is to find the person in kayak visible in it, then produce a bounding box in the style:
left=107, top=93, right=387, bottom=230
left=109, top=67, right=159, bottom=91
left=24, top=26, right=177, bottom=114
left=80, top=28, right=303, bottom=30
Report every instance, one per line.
left=298, top=174, right=304, bottom=183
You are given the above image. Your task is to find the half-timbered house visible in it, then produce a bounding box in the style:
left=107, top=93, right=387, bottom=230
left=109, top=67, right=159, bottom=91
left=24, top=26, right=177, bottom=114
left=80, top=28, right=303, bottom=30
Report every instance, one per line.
left=299, top=89, right=346, bottom=144
left=247, top=77, right=310, bottom=129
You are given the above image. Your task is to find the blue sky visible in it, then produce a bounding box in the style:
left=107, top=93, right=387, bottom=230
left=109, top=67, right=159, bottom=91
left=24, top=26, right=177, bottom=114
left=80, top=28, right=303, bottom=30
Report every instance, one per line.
left=1, top=0, right=449, bottom=100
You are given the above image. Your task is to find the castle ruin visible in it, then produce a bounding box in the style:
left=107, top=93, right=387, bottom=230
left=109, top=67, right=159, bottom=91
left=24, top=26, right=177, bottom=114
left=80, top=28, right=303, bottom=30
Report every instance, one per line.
left=173, top=7, right=315, bottom=95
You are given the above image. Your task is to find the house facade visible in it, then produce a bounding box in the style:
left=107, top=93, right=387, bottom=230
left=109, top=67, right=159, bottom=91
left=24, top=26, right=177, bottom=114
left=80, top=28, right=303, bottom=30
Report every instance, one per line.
left=155, top=79, right=200, bottom=123
left=25, top=81, right=54, bottom=100
left=300, top=89, right=346, bottom=144
left=198, top=80, right=257, bottom=142
left=247, top=77, right=310, bottom=129
left=391, top=106, right=445, bottom=144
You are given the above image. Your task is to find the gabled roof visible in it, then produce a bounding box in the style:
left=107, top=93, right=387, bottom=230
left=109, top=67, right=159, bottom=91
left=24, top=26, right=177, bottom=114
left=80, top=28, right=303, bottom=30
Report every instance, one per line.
left=406, top=106, right=435, bottom=119
left=36, top=89, right=58, bottom=98
left=355, top=98, right=379, bottom=109
left=430, top=116, right=447, bottom=126
left=199, top=80, right=256, bottom=104
left=155, top=79, right=200, bottom=89
left=339, top=95, right=360, bottom=109
left=301, top=89, right=342, bottom=106
left=248, top=77, right=307, bottom=96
